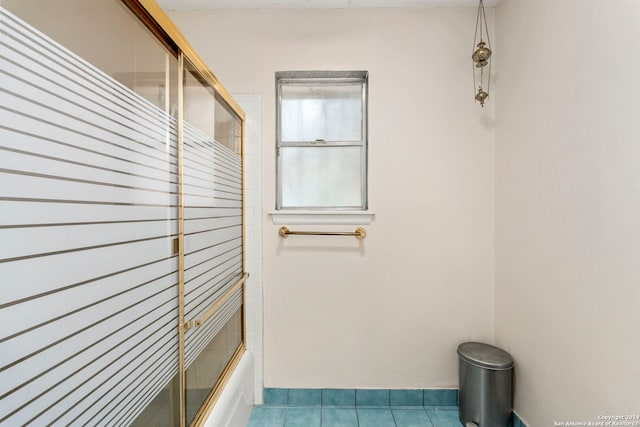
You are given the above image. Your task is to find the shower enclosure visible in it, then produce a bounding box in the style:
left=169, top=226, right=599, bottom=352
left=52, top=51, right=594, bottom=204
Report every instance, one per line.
left=0, top=1, right=247, bottom=425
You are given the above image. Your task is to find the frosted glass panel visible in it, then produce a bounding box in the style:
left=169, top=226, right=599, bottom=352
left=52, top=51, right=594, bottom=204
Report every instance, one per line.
left=183, top=62, right=243, bottom=368
left=281, top=83, right=363, bottom=142
left=0, top=7, right=180, bottom=426
left=1, top=4, right=247, bottom=427
left=182, top=117, right=243, bottom=369
left=281, top=146, right=362, bottom=208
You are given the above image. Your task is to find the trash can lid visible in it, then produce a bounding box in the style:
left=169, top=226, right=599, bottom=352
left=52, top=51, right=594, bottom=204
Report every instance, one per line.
left=457, top=342, right=514, bottom=370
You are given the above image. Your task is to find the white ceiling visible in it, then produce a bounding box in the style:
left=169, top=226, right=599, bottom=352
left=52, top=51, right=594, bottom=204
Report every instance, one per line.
left=157, top=0, right=499, bottom=11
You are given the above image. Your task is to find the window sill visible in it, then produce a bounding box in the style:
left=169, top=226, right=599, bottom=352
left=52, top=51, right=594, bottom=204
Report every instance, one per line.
left=268, top=210, right=375, bottom=225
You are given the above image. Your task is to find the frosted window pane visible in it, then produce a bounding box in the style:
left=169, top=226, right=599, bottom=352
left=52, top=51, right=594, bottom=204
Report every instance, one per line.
left=281, top=83, right=362, bottom=142
left=281, top=147, right=362, bottom=208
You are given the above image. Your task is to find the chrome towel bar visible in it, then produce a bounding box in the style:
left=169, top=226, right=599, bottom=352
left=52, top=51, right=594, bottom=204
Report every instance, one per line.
left=278, top=226, right=366, bottom=239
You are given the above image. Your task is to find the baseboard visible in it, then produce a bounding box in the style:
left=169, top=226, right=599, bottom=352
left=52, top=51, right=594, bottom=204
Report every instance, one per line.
left=263, top=388, right=458, bottom=406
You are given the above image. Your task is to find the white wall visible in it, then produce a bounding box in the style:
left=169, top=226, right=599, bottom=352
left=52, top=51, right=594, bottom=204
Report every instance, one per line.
left=169, top=8, right=495, bottom=388
left=494, top=0, right=640, bottom=425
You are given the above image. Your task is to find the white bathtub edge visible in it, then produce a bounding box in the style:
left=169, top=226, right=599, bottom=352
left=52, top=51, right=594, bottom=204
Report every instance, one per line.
left=203, top=351, right=255, bottom=427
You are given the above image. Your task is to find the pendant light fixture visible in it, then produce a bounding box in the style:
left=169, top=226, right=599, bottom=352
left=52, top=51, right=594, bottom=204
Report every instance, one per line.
left=472, top=0, right=492, bottom=107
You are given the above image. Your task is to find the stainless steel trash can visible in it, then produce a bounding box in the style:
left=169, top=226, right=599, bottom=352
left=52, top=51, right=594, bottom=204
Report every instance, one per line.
left=458, top=342, right=514, bottom=427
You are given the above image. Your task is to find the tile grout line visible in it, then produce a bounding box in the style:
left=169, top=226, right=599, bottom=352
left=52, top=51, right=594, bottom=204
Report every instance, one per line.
left=425, top=406, right=435, bottom=427
left=387, top=390, right=395, bottom=427
left=389, top=406, right=398, bottom=427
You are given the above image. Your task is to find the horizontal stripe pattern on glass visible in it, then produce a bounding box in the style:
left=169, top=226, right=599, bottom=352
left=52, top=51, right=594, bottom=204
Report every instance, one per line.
left=0, top=8, right=179, bottom=427
left=184, top=286, right=243, bottom=368
left=183, top=120, right=243, bottom=367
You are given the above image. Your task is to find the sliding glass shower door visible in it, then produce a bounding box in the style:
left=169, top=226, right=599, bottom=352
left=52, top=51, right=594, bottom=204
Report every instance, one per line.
left=181, top=59, right=245, bottom=425
left=0, top=1, right=246, bottom=426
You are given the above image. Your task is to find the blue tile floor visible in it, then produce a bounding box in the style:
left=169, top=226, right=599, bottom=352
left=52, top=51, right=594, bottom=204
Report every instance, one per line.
left=247, top=405, right=463, bottom=426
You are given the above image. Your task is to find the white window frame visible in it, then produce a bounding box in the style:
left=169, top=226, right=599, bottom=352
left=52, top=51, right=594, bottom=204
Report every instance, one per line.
left=271, top=71, right=374, bottom=225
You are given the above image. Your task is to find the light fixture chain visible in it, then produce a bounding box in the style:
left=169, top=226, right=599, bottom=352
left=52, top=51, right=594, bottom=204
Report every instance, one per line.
left=473, top=0, right=481, bottom=52
left=482, top=0, right=491, bottom=98
left=479, top=0, right=484, bottom=42
left=487, top=52, right=491, bottom=96
left=481, top=0, right=491, bottom=48
left=472, top=0, right=482, bottom=97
